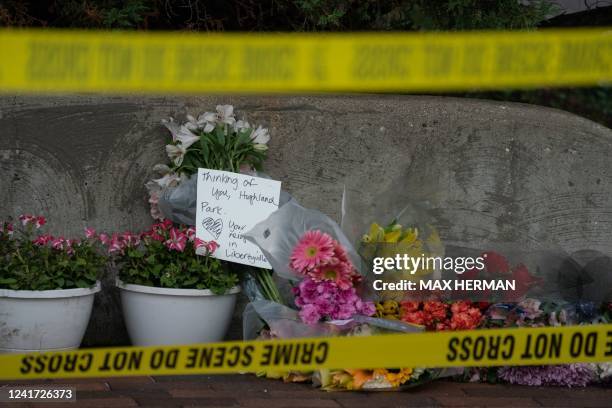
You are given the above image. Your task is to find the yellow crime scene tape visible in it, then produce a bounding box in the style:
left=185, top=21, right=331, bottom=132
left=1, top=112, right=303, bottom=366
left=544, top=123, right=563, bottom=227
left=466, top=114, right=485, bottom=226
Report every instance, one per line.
left=0, top=324, right=610, bottom=380
left=0, top=28, right=610, bottom=94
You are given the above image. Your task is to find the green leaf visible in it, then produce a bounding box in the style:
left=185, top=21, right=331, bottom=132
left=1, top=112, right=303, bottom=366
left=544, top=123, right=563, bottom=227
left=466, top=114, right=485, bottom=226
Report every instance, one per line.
left=214, top=126, right=225, bottom=147
left=200, top=136, right=210, bottom=159
left=76, top=279, right=89, bottom=288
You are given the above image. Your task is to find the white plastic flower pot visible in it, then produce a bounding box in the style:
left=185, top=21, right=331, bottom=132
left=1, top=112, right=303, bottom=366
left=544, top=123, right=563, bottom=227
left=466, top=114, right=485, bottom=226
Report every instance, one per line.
left=0, top=282, right=101, bottom=353
left=117, top=280, right=240, bottom=346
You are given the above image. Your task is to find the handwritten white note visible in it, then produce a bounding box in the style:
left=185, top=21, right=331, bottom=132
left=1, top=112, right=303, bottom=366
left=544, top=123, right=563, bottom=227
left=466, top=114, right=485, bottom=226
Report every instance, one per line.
left=196, top=168, right=281, bottom=269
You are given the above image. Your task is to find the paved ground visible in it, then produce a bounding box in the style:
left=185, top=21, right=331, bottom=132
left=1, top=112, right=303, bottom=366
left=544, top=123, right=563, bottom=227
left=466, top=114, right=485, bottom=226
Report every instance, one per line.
left=1, top=375, right=611, bottom=407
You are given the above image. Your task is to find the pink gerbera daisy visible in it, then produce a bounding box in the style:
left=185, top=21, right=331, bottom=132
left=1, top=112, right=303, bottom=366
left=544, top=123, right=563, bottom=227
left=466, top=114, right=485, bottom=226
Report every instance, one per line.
left=289, top=230, right=335, bottom=273
left=309, top=262, right=355, bottom=290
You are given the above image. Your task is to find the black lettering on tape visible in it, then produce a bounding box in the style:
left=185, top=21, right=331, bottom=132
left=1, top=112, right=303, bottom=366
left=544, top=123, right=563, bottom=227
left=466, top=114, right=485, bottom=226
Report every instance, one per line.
left=20, top=356, right=33, bottom=374
left=352, top=45, right=411, bottom=80
left=242, top=345, right=254, bottom=366
left=175, top=46, right=229, bottom=82
left=151, top=349, right=179, bottom=370
left=570, top=332, right=583, bottom=357
left=447, top=337, right=459, bottom=361
left=241, top=46, right=295, bottom=80
left=260, top=344, right=272, bottom=366
left=27, top=42, right=90, bottom=81
left=100, top=351, right=143, bottom=372
left=213, top=347, right=226, bottom=368
left=227, top=346, right=240, bottom=367
left=315, top=342, right=328, bottom=364
left=502, top=336, right=515, bottom=359
left=20, top=352, right=94, bottom=375
left=99, top=44, right=133, bottom=81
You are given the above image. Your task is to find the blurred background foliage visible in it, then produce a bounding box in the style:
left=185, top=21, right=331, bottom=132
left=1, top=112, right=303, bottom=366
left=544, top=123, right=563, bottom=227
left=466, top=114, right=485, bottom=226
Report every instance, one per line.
left=0, top=0, right=609, bottom=127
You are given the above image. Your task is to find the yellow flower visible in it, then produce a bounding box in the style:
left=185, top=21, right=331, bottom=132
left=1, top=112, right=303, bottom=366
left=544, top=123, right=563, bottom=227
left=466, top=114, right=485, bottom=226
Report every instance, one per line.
left=373, top=368, right=414, bottom=387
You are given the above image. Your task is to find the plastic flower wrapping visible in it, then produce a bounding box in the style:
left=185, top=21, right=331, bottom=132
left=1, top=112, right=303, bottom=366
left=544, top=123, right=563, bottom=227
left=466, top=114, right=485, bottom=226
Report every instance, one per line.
left=243, top=183, right=612, bottom=389
left=243, top=198, right=459, bottom=391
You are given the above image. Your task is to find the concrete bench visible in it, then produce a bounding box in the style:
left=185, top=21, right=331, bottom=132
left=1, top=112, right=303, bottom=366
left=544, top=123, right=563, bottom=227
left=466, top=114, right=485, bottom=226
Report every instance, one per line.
left=1, top=95, right=610, bottom=345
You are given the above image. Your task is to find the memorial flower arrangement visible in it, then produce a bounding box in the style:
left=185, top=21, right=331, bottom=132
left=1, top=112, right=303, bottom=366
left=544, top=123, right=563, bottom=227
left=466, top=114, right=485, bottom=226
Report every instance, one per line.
left=461, top=299, right=610, bottom=387
left=244, top=204, right=440, bottom=391
left=101, top=220, right=237, bottom=294
left=0, top=215, right=105, bottom=290
left=289, top=230, right=375, bottom=324
left=146, top=104, right=270, bottom=220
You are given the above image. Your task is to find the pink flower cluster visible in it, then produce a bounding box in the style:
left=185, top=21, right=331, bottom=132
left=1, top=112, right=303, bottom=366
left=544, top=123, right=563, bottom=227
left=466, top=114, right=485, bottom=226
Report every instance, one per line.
left=19, top=214, right=46, bottom=229
left=12, top=214, right=83, bottom=255
left=32, top=236, right=80, bottom=255
left=293, top=279, right=375, bottom=324
left=289, top=230, right=375, bottom=325
left=290, top=230, right=360, bottom=290
left=96, top=220, right=219, bottom=255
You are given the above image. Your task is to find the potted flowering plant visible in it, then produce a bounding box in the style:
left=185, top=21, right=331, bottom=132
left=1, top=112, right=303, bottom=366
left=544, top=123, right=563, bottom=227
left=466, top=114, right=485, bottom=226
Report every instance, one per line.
left=135, top=105, right=275, bottom=344
left=107, top=220, right=240, bottom=346
left=0, top=215, right=105, bottom=352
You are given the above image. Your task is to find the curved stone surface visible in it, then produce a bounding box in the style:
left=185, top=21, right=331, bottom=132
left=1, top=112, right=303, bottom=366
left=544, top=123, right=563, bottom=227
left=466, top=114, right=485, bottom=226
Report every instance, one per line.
left=0, top=95, right=610, bottom=345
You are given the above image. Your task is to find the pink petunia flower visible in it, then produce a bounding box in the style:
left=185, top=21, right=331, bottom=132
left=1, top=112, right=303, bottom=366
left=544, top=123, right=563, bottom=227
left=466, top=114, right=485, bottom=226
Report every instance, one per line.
left=194, top=238, right=207, bottom=250
left=290, top=230, right=335, bottom=273
left=84, top=227, right=96, bottom=239
left=108, top=234, right=125, bottom=254
left=33, top=234, right=53, bottom=246
left=35, top=216, right=46, bottom=228
left=19, top=214, right=34, bottom=227
left=206, top=240, right=219, bottom=254
left=186, top=227, right=196, bottom=242
left=98, top=233, right=110, bottom=245
left=165, top=228, right=187, bottom=252
left=51, top=237, right=66, bottom=250
left=1, top=223, right=14, bottom=236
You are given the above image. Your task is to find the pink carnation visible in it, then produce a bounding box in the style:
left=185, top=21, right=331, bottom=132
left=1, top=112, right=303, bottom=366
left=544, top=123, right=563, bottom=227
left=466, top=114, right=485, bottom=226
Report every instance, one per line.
left=293, top=277, right=375, bottom=325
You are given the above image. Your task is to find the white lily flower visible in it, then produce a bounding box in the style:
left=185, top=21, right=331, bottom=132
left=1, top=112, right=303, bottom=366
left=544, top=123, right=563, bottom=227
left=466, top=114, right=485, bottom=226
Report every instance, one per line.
left=215, top=105, right=236, bottom=126
left=185, top=113, right=215, bottom=133
left=254, top=143, right=268, bottom=151
left=234, top=119, right=251, bottom=133
left=165, top=144, right=187, bottom=166
left=250, top=125, right=270, bottom=145
left=162, top=118, right=200, bottom=149
left=201, top=111, right=217, bottom=123
left=175, top=126, right=200, bottom=148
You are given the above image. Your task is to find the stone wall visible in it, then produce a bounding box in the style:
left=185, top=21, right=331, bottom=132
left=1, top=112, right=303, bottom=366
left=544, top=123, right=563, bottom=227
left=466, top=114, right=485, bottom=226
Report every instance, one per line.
left=1, top=95, right=610, bottom=345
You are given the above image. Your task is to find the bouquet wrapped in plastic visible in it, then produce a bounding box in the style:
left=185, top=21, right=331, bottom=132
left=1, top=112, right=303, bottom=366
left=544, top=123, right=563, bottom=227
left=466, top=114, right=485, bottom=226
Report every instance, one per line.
left=243, top=199, right=452, bottom=391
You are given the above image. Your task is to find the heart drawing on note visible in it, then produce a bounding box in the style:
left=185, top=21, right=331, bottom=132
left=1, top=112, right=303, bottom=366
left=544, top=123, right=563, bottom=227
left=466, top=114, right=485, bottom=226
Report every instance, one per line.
left=202, top=217, right=223, bottom=240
